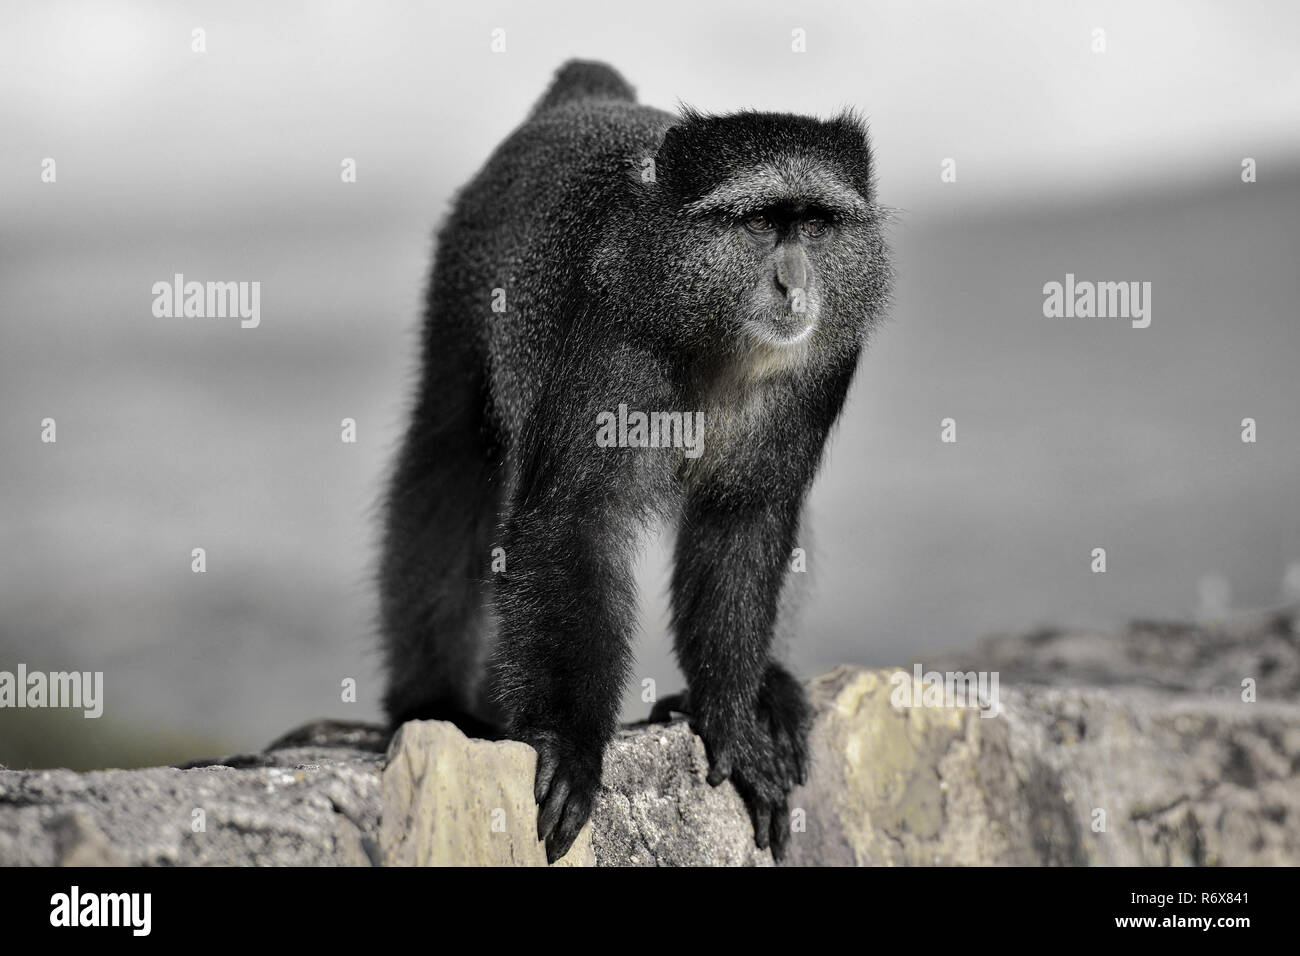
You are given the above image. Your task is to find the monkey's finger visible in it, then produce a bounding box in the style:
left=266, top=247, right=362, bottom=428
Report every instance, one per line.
left=774, top=747, right=800, bottom=791
left=546, top=788, right=593, bottom=864
left=770, top=801, right=792, bottom=862
left=751, top=800, right=772, bottom=851
left=534, top=747, right=559, bottom=805
left=537, top=775, right=571, bottom=843
left=705, top=750, right=732, bottom=787
left=785, top=733, right=806, bottom=785
left=783, top=746, right=809, bottom=789
left=796, top=749, right=811, bottom=787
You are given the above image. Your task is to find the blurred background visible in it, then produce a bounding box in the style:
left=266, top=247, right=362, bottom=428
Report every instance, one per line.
left=2, top=0, right=1298, bottom=769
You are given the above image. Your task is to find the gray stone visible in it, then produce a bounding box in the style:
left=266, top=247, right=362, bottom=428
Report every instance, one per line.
left=2, top=611, right=1298, bottom=866
left=381, top=720, right=591, bottom=866
left=0, top=746, right=383, bottom=866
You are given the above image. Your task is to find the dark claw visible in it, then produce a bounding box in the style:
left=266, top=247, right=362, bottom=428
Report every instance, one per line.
left=545, top=839, right=565, bottom=865
left=546, top=788, right=593, bottom=863
left=537, top=774, right=570, bottom=843
left=525, top=733, right=601, bottom=864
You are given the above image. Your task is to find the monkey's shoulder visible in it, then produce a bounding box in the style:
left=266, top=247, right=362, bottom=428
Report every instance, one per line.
left=460, top=100, right=673, bottom=212
left=438, top=100, right=673, bottom=311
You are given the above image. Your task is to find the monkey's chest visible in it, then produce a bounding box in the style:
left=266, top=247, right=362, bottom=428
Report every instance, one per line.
left=674, top=388, right=774, bottom=487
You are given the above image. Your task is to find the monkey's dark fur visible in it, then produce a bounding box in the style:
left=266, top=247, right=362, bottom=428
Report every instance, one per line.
left=379, top=60, right=891, bottom=862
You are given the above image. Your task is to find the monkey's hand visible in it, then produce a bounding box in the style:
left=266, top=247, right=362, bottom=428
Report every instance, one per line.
left=524, top=729, right=603, bottom=864
left=696, top=664, right=812, bottom=862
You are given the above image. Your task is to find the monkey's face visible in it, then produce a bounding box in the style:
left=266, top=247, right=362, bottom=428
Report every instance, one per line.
left=650, top=110, right=890, bottom=368
left=674, top=168, right=886, bottom=368
left=732, top=202, right=834, bottom=346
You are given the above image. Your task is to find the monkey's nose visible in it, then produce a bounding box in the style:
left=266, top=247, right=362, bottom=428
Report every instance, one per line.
left=774, top=247, right=808, bottom=297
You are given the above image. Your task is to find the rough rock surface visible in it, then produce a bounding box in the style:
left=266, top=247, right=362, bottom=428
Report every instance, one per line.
left=930, top=605, right=1300, bottom=697
left=382, top=721, right=592, bottom=866
left=785, top=667, right=1300, bottom=865
left=0, top=745, right=383, bottom=866
left=2, top=611, right=1298, bottom=866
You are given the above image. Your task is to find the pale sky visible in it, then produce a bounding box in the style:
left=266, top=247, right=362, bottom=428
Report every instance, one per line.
left=3, top=0, right=1299, bottom=229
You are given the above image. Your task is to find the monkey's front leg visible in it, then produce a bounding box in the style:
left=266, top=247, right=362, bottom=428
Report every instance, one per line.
left=492, top=497, right=638, bottom=864
left=670, top=495, right=813, bottom=861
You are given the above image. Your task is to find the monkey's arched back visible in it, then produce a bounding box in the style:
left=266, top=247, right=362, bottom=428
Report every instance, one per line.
left=429, top=61, right=674, bottom=453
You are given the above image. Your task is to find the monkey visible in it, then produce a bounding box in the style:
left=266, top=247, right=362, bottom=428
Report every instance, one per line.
left=378, top=59, right=891, bottom=863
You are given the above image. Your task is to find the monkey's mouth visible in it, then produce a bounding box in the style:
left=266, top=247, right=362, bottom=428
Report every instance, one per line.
left=745, top=311, right=817, bottom=347
left=742, top=285, right=819, bottom=347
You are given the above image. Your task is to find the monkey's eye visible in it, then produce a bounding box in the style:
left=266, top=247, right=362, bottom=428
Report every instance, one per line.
left=801, top=218, right=829, bottom=238
left=744, top=215, right=775, bottom=234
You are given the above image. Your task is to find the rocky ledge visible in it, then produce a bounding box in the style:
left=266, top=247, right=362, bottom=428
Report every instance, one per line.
left=2, top=608, right=1298, bottom=866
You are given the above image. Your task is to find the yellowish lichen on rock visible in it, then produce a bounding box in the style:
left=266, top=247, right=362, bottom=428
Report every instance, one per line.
left=381, top=721, right=593, bottom=867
